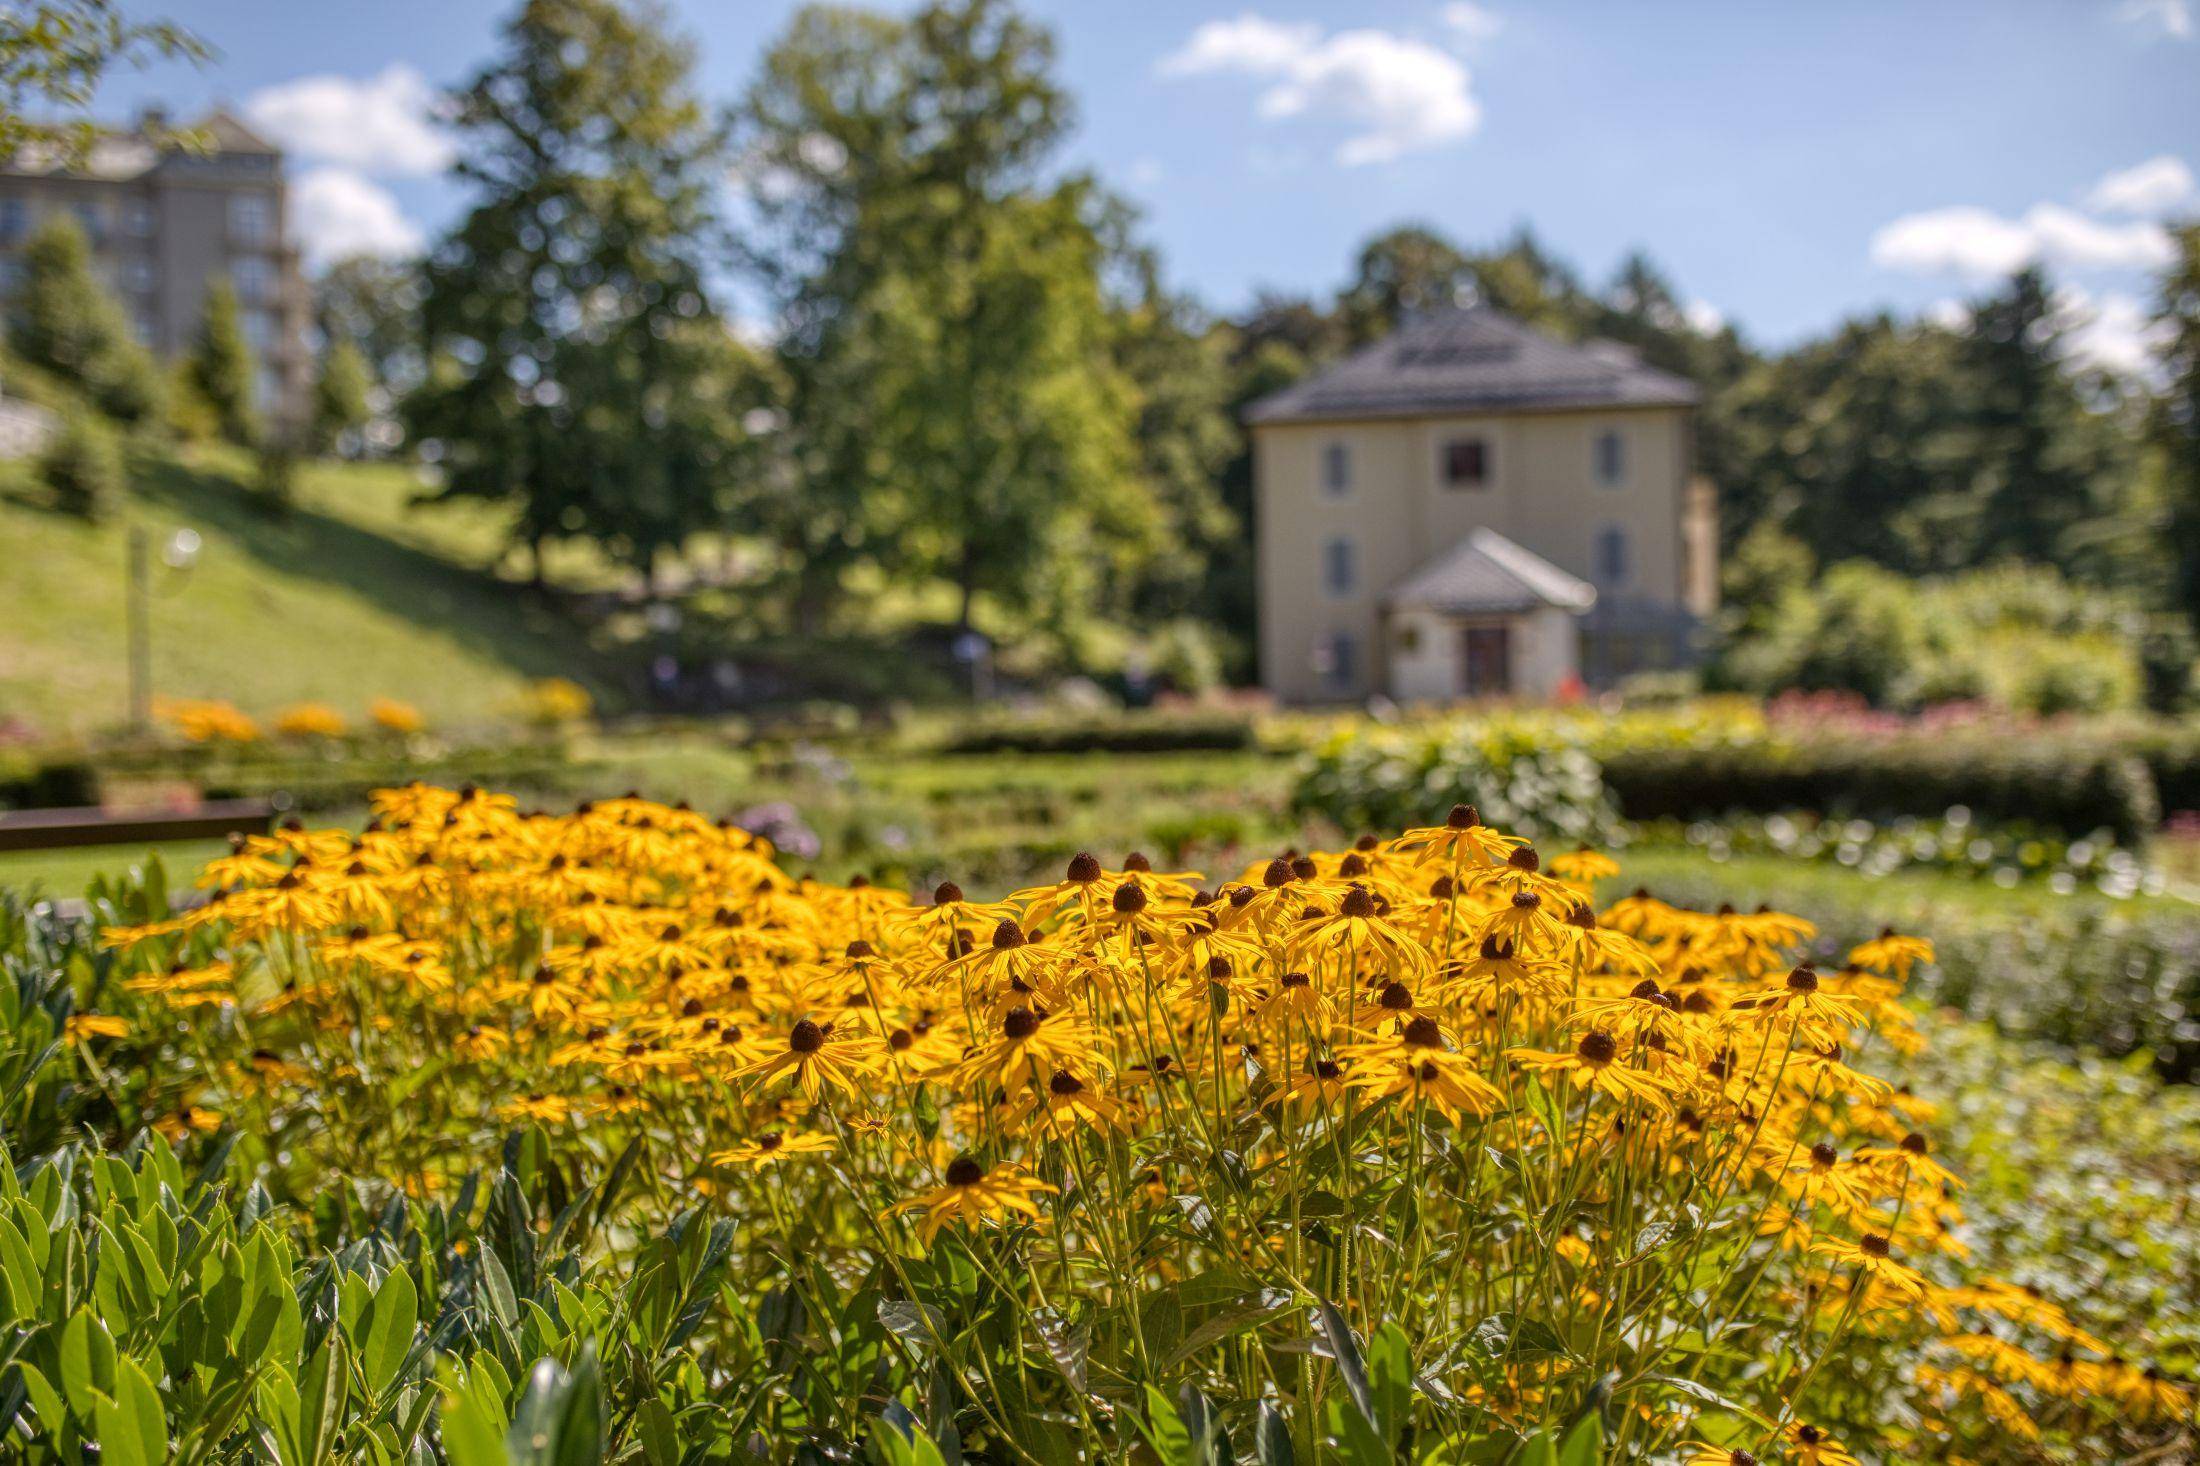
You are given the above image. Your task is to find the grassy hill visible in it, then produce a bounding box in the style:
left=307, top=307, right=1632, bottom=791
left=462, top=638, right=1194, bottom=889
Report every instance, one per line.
left=0, top=447, right=623, bottom=741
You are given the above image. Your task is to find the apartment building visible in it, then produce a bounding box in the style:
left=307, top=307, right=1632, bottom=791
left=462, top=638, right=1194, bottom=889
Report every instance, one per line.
left=0, top=108, right=310, bottom=425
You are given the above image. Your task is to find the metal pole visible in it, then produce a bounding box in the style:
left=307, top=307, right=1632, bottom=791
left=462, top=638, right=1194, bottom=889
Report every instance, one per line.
left=127, top=524, right=150, bottom=733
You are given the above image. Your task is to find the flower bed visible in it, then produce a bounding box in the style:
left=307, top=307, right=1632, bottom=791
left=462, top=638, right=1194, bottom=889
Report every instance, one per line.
left=6, top=788, right=2182, bottom=1460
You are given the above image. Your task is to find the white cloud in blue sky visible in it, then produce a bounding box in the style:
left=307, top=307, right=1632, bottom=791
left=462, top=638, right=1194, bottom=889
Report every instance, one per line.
left=1155, top=14, right=1480, bottom=167
left=244, top=64, right=451, bottom=265
left=2117, top=0, right=2193, bottom=41
left=2086, top=155, right=2196, bottom=214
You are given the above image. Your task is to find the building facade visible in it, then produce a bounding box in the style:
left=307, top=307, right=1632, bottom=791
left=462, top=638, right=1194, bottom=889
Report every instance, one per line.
left=0, top=109, right=311, bottom=426
left=1248, top=305, right=1718, bottom=705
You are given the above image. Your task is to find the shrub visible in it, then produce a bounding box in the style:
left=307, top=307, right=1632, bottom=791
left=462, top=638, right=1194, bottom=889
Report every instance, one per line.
left=942, top=710, right=1255, bottom=755
left=518, top=676, right=593, bottom=726
left=38, top=405, right=123, bottom=520
left=1599, top=737, right=2161, bottom=845
left=1292, top=719, right=1617, bottom=844
left=0, top=748, right=96, bottom=809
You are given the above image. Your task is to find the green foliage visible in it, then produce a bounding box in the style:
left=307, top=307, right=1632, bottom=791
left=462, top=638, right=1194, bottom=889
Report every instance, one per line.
left=0, top=1, right=205, bottom=168
left=940, top=710, right=1255, bottom=756
left=2156, top=223, right=2200, bottom=633
left=37, top=403, right=122, bottom=520
left=6, top=214, right=163, bottom=425
left=1722, top=560, right=2161, bottom=714
left=309, top=339, right=373, bottom=456
left=738, top=0, right=1157, bottom=636
left=1291, top=720, right=1619, bottom=845
left=187, top=280, right=259, bottom=449
left=408, top=0, right=763, bottom=578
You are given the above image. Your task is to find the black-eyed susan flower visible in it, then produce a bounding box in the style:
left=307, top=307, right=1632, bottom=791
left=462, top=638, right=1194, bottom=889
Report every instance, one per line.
left=735, top=1017, right=884, bottom=1104
left=888, top=1155, right=1055, bottom=1244
left=1394, top=803, right=1524, bottom=867
left=1812, top=1231, right=1928, bottom=1302
left=1782, top=1421, right=1861, bottom=1466
left=711, top=1131, right=835, bottom=1168
left=1508, top=1029, right=1677, bottom=1111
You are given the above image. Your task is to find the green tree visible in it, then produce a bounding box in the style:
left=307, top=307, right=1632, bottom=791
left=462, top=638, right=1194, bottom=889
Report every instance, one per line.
left=408, top=0, right=754, bottom=581
left=187, top=278, right=259, bottom=447
left=2156, top=222, right=2200, bottom=632
left=737, top=0, right=1156, bottom=635
left=1965, top=267, right=2105, bottom=565
left=0, top=0, right=203, bottom=166
left=309, top=338, right=373, bottom=455
left=37, top=401, right=122, bottom=519
left=6, top=213, right=162, bottom=423
left=314, top=253, right=424, bottom=402
left=1340, top=224, right=1472, bottom=343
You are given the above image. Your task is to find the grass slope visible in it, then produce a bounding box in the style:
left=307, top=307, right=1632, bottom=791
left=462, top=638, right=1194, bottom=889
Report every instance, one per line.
left=0, top=448, right=619, bottom=740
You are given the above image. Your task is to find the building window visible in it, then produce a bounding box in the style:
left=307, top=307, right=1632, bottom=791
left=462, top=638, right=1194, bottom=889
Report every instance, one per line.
left=243, top=309, right=277, bottom=351
left=1322, top=536, right=1356, bottom=597
left=1322, top=440, right=1351, bottom=497
left=132, top=311, right=156, bottom=345
left=0, top=258, right=23, bottom=293
left=1595, top=525, right=1630, bottom=585
left=1595, top=429, right=1626, bottom=486
left=229, top=192, right=273, bottom=244
left=1395, top=623, right=1421, bottom=654
left=72, top=201, right=104, bottom=244
left=232, top=257, right=275, bottom=303
left=124, top=200, right=155, bottom=237
left=0, top=199, right=28, bottom=241
left=1315, top=631, right=1358, bottom=690
left=121, top=257, right=155, bottom=294
left=1442, top=437, right=1487, bottom=487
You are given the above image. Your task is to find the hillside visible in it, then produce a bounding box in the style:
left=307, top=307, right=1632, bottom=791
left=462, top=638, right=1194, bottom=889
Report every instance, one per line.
left=0, top=448, right=622, bottom=740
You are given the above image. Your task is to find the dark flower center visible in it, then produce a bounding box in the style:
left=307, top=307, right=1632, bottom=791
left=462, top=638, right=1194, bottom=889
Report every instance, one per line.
left=1262, top=858, right=1294, bottom=889
left=1901, top=1132, right=1929, bottom=1155
left=1810, top=1142, right=1838, bottom=1168
left=933, top=881, right=964, bottom=906
left=1446, top=803, right=1480, bottom=830
left=1066, top=852, right=1102, bottom=883
left=945, top=1155, right=986, bottom=1187
left=1787, top=964, right=1820, bottom=993
left=1511, top=890, right=1540, bottom=909
left=1341, top=884, right=1377, bottom=918
left=1002, top=1007, right=1041, bottom=1040
left=1860, top=1234, right=1890, bottom=1258
left=1577, top=1030, right=1619, bottom=1065
left=845, top=939, right=874, bottom=959
left=992, top=919, right=1025, bottom=950
left=1048, top=1070, right=1084, bottom=1096
left=1113, top=881, right=1148, bottom=914
left=788, top=1019, right=825, bottom=1054
left=1123, top=852, right=1152, bottom=872
left=1507, top=846, right=1539, bottom=872
left=1280, top=971, right=1310, bottom=988
left=1378, top=981, right=1414, bottom=1011
left=1402, top=1015, right=1444, bottom=1049
left=757, top=1132, right=783, bottom=1151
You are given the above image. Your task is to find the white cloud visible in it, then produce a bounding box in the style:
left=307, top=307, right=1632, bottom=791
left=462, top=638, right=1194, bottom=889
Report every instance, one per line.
left=1440, top=3, right=1503, bottom=44
left=1683, top=298, right=1725, bottom=335
left=245, top=65, right=452, bottom=177
left=2054, top=284, right=2170, bottom=377
left=1924, top=298, right=1972, bottom=331
left=2086, top=155, right=2196, bottom=215
left=1870, top=202, right=2173, bottom=278
left=1126, top=156, right=1165, bottom=188
left=1156, top=14, right=1479, bottom=166
left=290, top=167, right=424, bottom=266
left=2119, top=0, right=2193, bottom=39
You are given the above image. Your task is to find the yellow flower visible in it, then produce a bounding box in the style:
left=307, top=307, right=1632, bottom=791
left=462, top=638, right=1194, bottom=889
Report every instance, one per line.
left=63, top=1014, right=130, bottom=1044
left=1812, top=1231, right=1928, bottom=1302
left=711, top=1131, right=835, bottom=1168
left=1392, top=803, right=1525, bottom=867
left=1508, top=1029, right=1678, bottom=1111
left=1783, top=1421, right=1861, bottom=1466
left=888, top=1156, right=1055, bottom=1244
left=275, top=702, right=348, bottom=739
left=369, top=697, right=425, bottom=734
left=735, top=1017, right=883, bottom=1104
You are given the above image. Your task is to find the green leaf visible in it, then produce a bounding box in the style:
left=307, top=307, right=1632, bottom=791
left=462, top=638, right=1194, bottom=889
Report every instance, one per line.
left=438, top=1362, right=511, bottom=1466
left=360, top=1267, right=418, bottom=1397
left=1159, top=1287, right=1293, bottom=1371
left=58, top=1307, right=118, bottom=1416
left=1140, top=1383, right=1194, bottom=1466
left=90, top=1356, right=165, bottom=1466
left=1312, top=1297, right=1373, bottom=1427
left=1253, top=1399, right=1294, bottom=1466
left=478, top=1249, right=520, bottom=1328
left=296, top=1332, right=348, bottom=1466
left=14, top=1361, right=66, bottom=1438
left=1367, top=1320, right=1412, bottom=1443
left=1556, top=1410, right=1604, bottom=1466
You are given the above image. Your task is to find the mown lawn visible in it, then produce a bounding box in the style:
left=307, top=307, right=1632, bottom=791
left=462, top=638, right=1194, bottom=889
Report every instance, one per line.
left=0, top=448, right=622, bottom=741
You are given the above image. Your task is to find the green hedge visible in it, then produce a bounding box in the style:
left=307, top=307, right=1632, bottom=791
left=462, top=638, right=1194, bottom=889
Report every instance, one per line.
left=1599, top=739, right=2161, bottom=845
left=0, top=750, right=96, bottom=810
left=941, top=712, right=1256, bottom=756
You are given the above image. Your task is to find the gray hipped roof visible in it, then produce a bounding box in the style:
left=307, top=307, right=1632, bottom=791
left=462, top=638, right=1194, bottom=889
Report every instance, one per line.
left=1387, top=529, right=1597, bottom=616
left=1246, top=305, right=1699, bottom=424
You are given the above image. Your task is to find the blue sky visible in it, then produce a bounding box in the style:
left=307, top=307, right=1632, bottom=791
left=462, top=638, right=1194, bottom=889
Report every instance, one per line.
left=96, top=0, right=2200, bottom=366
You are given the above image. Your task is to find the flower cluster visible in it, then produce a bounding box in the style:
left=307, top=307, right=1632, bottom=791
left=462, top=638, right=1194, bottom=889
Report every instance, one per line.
left=103, top=787, right=2191, bottom=1460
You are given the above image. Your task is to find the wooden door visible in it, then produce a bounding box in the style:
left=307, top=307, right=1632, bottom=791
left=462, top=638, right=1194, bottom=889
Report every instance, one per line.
left=1462, top=625, right=1511, bottom=697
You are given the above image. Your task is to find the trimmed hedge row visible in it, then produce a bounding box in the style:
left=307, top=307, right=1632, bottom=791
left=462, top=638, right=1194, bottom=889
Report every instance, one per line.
left=940, top=713, right=1257, bottom=756
left=1600, top=739, right=2162, bottom=845
left=0, top=751, right=96, bottom=810
left=1626, top=864, right=2200, bottom=1082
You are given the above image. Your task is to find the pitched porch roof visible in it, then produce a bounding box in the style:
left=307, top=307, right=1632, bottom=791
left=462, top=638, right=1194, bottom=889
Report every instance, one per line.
left=1386, top=529, right=1597, bottom=617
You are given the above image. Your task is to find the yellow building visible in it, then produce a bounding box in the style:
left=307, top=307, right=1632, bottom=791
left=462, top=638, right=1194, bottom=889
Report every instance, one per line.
left=1247, top=305, right=1717, bottom=704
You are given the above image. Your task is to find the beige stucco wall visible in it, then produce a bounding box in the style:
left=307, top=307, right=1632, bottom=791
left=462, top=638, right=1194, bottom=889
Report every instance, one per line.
left=1382, top=605, right=1580, bottom=704
left=1255, top=404, right=1695, bottom=703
